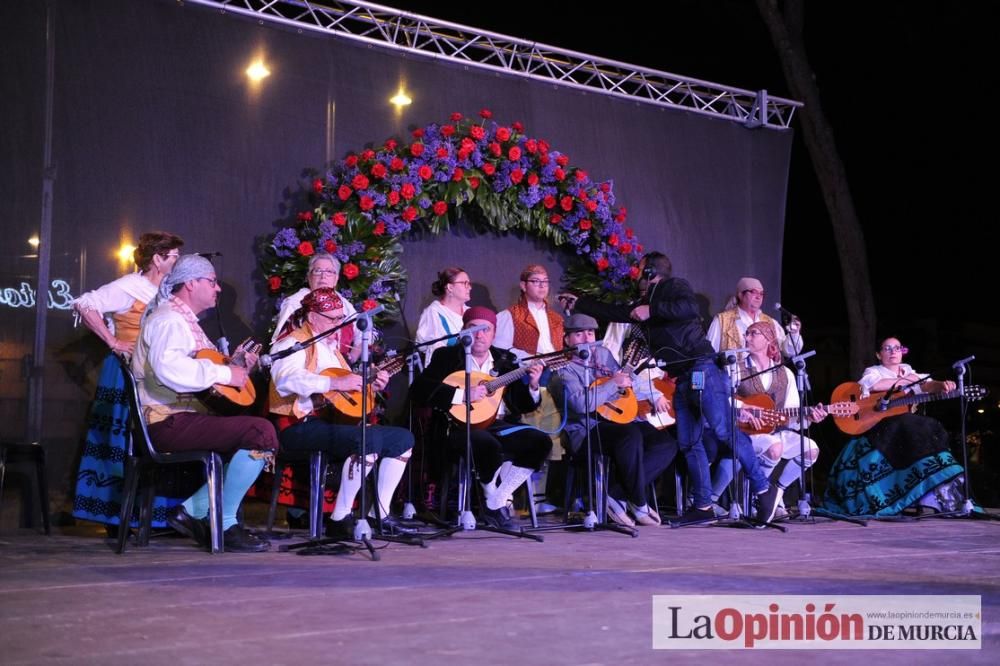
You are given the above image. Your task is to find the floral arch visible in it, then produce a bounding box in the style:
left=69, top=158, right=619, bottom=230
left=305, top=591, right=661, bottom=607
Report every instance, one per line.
left=261, top=109, right=646, bottom=317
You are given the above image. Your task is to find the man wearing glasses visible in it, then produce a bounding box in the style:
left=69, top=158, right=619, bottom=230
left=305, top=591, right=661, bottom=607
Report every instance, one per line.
left=272, top=252, right=360, bottom=361
left=269, top=287, right=415, bottom=537
left=706, top=276, right=803, bottom=360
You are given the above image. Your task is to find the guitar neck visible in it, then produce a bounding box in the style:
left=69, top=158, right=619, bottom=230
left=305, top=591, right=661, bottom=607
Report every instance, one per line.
left=887, top=388, right=958, bottom=410
left=483, top=366, right=530, bottom=393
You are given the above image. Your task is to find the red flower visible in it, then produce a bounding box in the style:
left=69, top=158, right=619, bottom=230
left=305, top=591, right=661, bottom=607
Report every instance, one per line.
left=371, top=163, right=387, bottom=179
left=559, top=195, right=574, bottom=212
left=312, top=178, right=324, bottom=193
left=342, top=263, right=360, bottom=280
left=512, top=121, right=524, bottom=132
left=441, top=124, right=456, bottom=137
left=620, top=242, right=633, bottom=254
left=554, top=167, right=565, bottom=181
left=410, top=142, right=425, bottom=157
left=469, top=176, right=480, bottom=189
left=435, top=146, right=448, bottom=159
left=600, top=182, right=611, bottom=193
left=524, top=139, right=538, bottom=154
left=496, top=127, right=511, bottom=142
left=575, top=169, right=588, bottom=182
left=596, top=257, right=609, bottom=272
left=345, top=154, right=359, bottom=168
left=579, top=219, right=592, bottom=231
left=412, top=128, right=424, bottom=138
left=470, top=125, right=485, bottom=140
left=373, top=221, right=386, bottom=236
left=387, top=190, right=400, bottom=206
left=510, top=169, right=524, bottom=185
left=384, top=138, right=398, bottom=151
left=433, top=201, right=448, bottom=216
left=450, top=112, right=463, bottom=122
left=457, top=148, right=472, bottom=162
left=608, top=233, right=619, bottom=247
left=542, top=194, right=556, bottom=209
left=362, top=298, right=379, bottom=311
left=401, top=206, right=418, bottom=222
left=508, top=146, right=522, bottom=161
left=539, top=154, right=550, bottom=166
left=538, top=140, right=550, bottom=154
left=452, top=167, right=464, bottom=182
left=625, top=227, right=634, bottom=239
left=616, top=206, right=628, bottom=223
left=629, top=266, right=641, bottom=280
left=268, top=275, right=282, bottom=292
left=298, top=241, right=315, bottom=257
left=401, top=183, right=416, bottom=200
left=352, top=174, right=370, bottom=191
left=418, top=165, right=433, bottom=180
left=479, top=108, right=493, bottom=119
left=361, top=149, right=375, bottom=161
left=550, top=214, right=563, bottom=225
left=526, top=172, right=539, bottom=187
left=556, top=154, right=570, bottom=167
left=488, top=142, right=502, bottom=157
left=297, top=210, right=313, bottom=222
left=333, top=212, right=347, bottom=227
left=324, top=239, right=337, bottom=253
left=390, top=157, right=405, bottom=172
left=337, top=185, right=352, bottom=201
left=615, top=212, right=627, bottom=223
left=460, top=137, right=476, bottom=152
left=585, top=200, right=598, bottom=213
left=636, top=243, right=644, bottom=253
left=482, top=163, right=496, bottom=176
left=359, top=195, right=375, bottom=211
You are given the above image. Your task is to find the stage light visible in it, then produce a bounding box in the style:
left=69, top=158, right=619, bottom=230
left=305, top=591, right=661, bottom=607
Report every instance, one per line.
left=117, top=243, right=136, bottom=264
left=977, top=408, right=985, bottom=414
left=390, top=88, right=412, bottom=108
left=28, top=236, right=39, bottom=248
left=246, top=59, right=270, bottom=82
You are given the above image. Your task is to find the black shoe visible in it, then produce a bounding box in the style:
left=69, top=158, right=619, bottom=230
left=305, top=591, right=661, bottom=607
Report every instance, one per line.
left=286, top=509, right=309, bottom=530
left=377, top=514, right=419, bottom=535
left=167, top=506, right=208, bottom=547
left=325, top=515, right=357, bottom=540
left=669, top=506, right=717, bottom=527
left=755, top=485, right=782, bottom=525
left=482, top=505, right=519, bottom=530
left=222, top=524, right=270, bottom=552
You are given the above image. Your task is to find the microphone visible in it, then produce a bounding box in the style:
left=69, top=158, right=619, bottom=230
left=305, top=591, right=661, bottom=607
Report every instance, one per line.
left=196, top=252, right=223, bottom=259
left=635, top=358, right=667, bottom=372
left=356, top=303, right=385, bottom=318
left=717, top=347, right=749, bottom=366
left=952, top=355, right=975, bottom=369
left=258, top=341, right=305, bottom=368
left=875, top=384, right=898, bottom=412
left=774, top=302, right=797, bottom=319
left=568, top=340, right=603, bottom=360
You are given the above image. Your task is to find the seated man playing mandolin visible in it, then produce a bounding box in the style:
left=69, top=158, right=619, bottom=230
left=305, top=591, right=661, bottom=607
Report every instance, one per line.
left=548, top=314, right=676, bottom=527
left=411, top=306, right=552, bottom=530
left=133, top=254, right=279, bottom=552
left=709, top=321, right=828, bottom=521
left=269, top=288, right=415, bottom=537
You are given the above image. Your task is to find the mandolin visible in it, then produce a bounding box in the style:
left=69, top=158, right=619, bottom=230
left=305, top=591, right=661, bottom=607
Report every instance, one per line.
left=830, top=381, right=987, bottom=436
left=445, top=353, right=573, bottom=428
left=309, top=352, right=407, bottom=423
left=737, top=393, right=858, bottom=435
left=194, top=342, right=259, bottom=416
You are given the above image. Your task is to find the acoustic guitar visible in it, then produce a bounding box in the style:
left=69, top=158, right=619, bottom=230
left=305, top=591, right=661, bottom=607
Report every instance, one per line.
left=194, top=346, right=258, bottom=416
left=736, top=393, right=859, bottom=435
left=596, top=337, right=675, bottom=427
left=311, top=353, right=407, bottom=423
left=830, top=381, right=988, bottom=436
left=445, top=353, right=573, bottom=428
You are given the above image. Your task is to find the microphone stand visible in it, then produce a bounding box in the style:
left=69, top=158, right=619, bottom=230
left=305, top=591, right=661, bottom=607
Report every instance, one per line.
left=916, top=356, right=999, bottom=522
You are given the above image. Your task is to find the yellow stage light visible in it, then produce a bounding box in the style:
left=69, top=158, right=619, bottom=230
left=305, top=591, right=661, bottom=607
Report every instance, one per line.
left=246, top=59, right=270, bottom=82
left=390, top=89, right=412, bottom=108
left=117, top=243, right=136, bottom=264
left=28, top=236, right=39, bottom=248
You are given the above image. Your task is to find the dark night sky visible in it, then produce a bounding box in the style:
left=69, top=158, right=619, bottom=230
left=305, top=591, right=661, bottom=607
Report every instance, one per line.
left=382, top=1, right=996, bottom=333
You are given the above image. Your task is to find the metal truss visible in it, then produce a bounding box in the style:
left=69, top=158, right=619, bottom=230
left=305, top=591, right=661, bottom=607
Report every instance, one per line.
left=183, top=0, right=802, bottom=129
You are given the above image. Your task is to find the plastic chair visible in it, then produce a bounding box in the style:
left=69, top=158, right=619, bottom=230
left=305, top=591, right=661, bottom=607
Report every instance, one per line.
left=114, top=354, right=225, bottom=553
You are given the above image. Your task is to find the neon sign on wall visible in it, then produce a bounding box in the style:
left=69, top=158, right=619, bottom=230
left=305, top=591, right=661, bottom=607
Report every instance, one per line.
left=0, top=279, right=76, bottom=310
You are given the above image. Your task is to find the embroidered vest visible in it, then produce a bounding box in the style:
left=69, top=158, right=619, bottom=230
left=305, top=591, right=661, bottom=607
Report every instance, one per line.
left=268, top=325, right=322, bottom=427
left=717, top=308, right=778, bottom=353
left=509, top=299, right=563, bottom=353
left=112, top=300, right=147, bottom=344
left=737, top=362, right=789, bottom=410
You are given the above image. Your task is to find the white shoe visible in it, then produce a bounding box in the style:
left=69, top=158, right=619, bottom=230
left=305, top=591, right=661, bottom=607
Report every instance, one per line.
left=606, top=496, right=635, bottom=527
left=628, top=501, right=661, bottom=526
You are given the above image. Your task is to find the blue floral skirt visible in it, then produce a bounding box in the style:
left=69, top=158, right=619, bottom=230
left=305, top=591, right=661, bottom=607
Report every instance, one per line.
left=822, top=435, right=965, bottom=517
left=72, top=354, right=191, bottom=527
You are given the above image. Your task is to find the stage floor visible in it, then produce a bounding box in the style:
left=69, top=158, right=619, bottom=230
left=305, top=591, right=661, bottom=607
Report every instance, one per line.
left=2, top=513, right=998, bottom=664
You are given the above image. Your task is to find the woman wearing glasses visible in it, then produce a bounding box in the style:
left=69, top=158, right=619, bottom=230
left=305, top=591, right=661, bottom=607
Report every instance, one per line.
left=272, top=252, right=359, bottom=360
left=415, top=267, right=471, bottom=365
left=71, top=230, right=185, bottom=530
left=824, top=336, right=967, bottom=517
